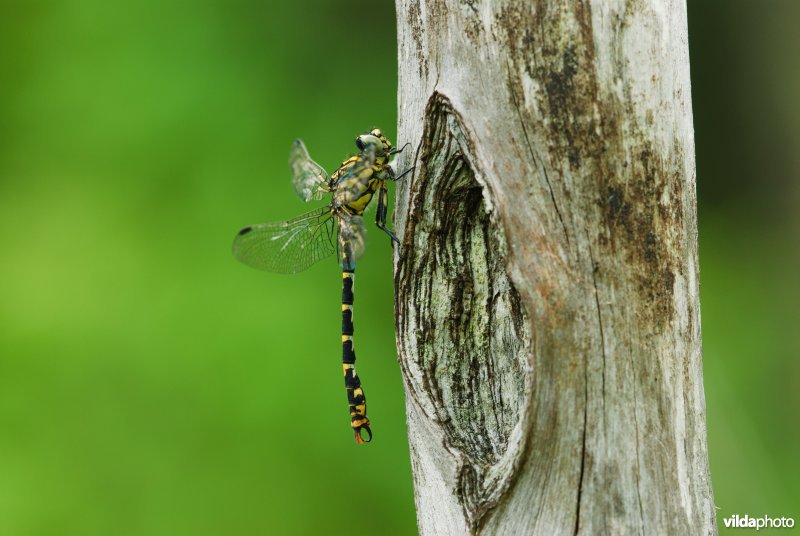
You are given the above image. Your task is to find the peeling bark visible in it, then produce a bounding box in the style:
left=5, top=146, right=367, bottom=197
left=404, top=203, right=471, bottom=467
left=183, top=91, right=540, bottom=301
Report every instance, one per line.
left=393, top=1, right=715, bottom=534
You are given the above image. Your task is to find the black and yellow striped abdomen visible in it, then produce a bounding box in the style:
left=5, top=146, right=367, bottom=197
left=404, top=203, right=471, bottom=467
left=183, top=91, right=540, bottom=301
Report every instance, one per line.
left=341, top=270, right=371, bottom=443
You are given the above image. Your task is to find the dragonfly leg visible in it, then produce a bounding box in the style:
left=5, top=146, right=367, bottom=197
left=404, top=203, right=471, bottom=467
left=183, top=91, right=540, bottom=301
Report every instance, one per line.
left=388, top=142, right=411, bottom=156
left=375, top=185, right=400, bottom=244
left=391, top=166, right=415, bottom=182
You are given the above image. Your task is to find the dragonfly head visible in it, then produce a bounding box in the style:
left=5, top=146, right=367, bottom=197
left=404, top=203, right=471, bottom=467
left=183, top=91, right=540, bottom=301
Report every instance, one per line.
left=355, top=128, right=392, bottom=155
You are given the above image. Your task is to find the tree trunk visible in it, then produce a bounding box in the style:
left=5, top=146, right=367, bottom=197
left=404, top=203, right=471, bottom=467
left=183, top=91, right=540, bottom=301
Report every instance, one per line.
left=392, top=1, right=715, bottom=534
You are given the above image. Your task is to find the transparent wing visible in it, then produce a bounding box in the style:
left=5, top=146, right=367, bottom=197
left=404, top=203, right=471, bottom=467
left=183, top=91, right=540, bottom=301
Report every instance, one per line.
left=233, top=207, right=337, bottom=274
left=290, top=139, right=330, bottom=202
left=333, top=147, right=377, bottom=206
left=337, top=212, right=367, bottom=271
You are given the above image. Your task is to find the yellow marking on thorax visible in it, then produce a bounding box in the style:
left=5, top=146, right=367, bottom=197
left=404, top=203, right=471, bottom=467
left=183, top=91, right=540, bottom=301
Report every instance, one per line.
left=331, top=157, right=359, bottom=182
left=345, top=178, right=381, bottom=215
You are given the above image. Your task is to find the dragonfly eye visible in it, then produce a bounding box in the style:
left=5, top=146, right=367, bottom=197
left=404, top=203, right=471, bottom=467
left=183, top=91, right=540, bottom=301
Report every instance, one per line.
left=355, top=137, right=364, bottom=151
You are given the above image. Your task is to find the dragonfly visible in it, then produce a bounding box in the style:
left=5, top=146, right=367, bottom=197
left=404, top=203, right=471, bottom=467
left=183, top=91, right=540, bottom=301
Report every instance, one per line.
left=232, top=128, right=411, bottom=444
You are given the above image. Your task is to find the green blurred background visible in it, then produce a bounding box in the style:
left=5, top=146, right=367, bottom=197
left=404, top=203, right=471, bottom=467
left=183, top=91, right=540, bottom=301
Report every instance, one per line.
left=0, top=1, right=796, bottom=534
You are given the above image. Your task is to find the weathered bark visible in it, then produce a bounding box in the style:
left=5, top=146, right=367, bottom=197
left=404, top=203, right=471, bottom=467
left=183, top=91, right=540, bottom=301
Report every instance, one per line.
left=392, top=1, right=715, bottom=534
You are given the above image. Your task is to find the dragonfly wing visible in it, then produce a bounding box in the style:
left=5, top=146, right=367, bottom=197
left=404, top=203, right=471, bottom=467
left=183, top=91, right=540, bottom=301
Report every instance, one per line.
left=233, top=207, right=337, bottom=274
left=337, top=212, right=367, bottom=271
left=290, top=139, right=330, bottom=202
left=334, top=147, right=377, bottom=206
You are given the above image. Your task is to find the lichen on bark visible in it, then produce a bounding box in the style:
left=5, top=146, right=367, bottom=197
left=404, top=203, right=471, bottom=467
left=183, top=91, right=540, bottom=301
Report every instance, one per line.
left=395, top=94, right=532, bottom=530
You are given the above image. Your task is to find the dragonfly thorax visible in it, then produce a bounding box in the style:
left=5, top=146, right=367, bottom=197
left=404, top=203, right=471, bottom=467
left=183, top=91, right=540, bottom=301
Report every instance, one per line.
left=331, top=154, right=386, bottom=215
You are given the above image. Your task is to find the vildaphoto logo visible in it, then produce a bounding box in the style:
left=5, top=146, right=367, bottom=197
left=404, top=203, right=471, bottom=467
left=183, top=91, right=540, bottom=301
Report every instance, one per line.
left=722, top=514, right=795, bottom=530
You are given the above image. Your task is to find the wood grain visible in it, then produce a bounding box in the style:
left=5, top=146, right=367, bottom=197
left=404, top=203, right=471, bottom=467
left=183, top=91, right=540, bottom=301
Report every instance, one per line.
left=392, top=1, right=716, bottom=534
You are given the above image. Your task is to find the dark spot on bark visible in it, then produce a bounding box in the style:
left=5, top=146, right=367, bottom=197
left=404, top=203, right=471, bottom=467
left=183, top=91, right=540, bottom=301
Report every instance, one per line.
left=495, top=2, right=603, bottom=172
left=460, top=0, right=483, bottom=45
left=606, top=185, right=630, bottom=225
left=460, top=0, right=479, bottom=15
left=494, top=1, right=684, bottom=328
left=407, top=2, right=428, bottom=78
left=613, top=491, right=626, bottom=516
left=643, top=231, right=658, bottom=263
left=598, top=142, right=681, bottom=327
left=463, top=17, right=483, bottom=45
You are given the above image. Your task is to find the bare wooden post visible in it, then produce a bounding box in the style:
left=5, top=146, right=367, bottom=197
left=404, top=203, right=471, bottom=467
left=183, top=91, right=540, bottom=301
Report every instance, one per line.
left=392, top=1, right=716, bottom=534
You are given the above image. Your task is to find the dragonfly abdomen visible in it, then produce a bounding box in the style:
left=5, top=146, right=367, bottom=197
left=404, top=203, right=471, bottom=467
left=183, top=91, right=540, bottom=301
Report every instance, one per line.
left=341, top=270, right=371, bottom=444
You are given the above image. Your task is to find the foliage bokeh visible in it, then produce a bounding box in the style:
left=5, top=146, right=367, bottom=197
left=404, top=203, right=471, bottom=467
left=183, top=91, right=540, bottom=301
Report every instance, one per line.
left=0, top=1, right=796, bottom=534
